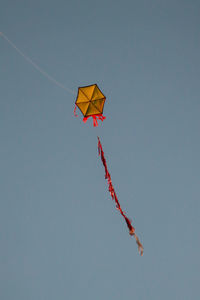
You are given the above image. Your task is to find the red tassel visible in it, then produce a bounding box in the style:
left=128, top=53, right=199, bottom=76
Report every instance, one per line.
left=74, top=105, right=78, bottom=117
left=83, top=114, right=106, bottom=127
left=92, top=116, right=98, bottom=127
left=97, top=136, right=143, bottom=256
left=83, top=116, right=89, bottom=123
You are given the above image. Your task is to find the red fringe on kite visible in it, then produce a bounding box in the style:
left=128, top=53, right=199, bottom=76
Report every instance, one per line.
left=74, top=105, right=106, bottom=127
left=83, top=114, right=106, bottom=127
left=97, top=137, right=144, bottom=256
left=74, top=105, right=78, bottom=117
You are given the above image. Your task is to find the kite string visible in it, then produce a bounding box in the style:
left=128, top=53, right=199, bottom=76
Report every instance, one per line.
left=97, top=136, right=144, bottom=256
left=0, top=32, right=76, bottom=95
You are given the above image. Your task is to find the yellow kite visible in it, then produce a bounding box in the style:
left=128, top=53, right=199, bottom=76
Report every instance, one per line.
left=74, top=84, right=106, bottom=126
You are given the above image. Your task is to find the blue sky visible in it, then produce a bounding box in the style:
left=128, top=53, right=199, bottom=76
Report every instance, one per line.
left=1, top=1, right=200, bottom=299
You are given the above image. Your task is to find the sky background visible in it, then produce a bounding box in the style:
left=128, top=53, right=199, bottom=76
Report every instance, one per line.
left=0, top=0, right=200, bottom=299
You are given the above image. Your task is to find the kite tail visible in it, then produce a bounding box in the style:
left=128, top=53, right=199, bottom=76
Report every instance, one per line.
left=134, top=233, right=144, bottom=256
left=97, top=136, right=143, bottom=256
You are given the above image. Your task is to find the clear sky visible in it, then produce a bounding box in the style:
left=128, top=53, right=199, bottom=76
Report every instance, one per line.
left=1, top=1, right=200, bottom=299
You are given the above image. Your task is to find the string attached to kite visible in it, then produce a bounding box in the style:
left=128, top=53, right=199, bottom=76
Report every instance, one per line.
left=0, top=32, right=75, bottom=95
left=97, top=136, right=144, bottom=256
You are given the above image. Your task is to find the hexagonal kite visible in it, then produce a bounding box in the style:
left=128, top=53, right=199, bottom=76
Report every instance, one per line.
left=74, top=84, right=106, bottom=127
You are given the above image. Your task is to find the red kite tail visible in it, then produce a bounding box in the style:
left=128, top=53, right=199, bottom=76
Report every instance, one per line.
left=97, top=136, right=143, bottom=256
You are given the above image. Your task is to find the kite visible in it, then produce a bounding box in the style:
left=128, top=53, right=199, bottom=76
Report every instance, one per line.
left=73, top=83, right=143, bottom=255
left=98, top=137, right=144, bottom=256
left=74, top=84, right=106, bottom=127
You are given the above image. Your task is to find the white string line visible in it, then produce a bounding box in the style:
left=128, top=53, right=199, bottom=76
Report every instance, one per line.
left=0, top=32, right=76, bottom=95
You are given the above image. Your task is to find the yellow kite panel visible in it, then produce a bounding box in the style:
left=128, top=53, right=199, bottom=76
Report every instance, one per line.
left=76, top=89, right=89, bottom=103
left=79, top=85, right=95, bottom=100
left=91, top=85, right=105, bottom=101
left=76, top=102, right=89, bottom=116
left=86, top=103, right=102, bottom=116
left=92, top=99, right=105, bottom=113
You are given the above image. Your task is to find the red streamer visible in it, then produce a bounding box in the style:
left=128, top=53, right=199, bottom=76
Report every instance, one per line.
left=97, top=137, right=143, bottom=256
left=83, top=114, right=106, bottom=127
left=74, top=104, right=106, bottom=127
left=74, top=105, right=78, bottom=117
